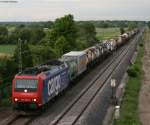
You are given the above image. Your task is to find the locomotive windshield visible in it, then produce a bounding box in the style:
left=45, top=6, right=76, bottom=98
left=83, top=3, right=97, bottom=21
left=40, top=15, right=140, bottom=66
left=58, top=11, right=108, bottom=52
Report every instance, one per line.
left=14, top=79, right=38, bottom=92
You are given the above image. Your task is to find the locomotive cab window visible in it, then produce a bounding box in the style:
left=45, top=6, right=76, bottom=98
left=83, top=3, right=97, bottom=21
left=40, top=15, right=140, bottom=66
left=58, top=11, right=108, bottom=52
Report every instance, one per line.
left=14, top=79, right=38, bottom=92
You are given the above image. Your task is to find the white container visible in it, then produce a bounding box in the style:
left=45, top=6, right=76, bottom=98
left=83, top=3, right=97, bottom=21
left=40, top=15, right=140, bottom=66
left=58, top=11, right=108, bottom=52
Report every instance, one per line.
left=62, top=51, right=87, bottom=76
left=110, top=39, right=117, bottom=51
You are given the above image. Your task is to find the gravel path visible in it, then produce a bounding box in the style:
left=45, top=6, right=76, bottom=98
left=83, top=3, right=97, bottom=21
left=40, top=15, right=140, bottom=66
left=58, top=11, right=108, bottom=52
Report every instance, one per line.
left=139, top=28, right=150, bottom=125
left=0, top=107, right=13, bottom=121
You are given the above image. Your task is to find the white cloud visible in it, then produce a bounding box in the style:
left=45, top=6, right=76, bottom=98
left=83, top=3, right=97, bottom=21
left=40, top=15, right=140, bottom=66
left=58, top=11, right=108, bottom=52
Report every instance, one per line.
left=0, top=0, right=149, bottom=21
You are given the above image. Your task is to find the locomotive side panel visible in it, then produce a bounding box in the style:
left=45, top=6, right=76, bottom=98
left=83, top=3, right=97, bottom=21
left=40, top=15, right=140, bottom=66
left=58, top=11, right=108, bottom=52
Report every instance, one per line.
left=42, top=69, right=69, bottom=104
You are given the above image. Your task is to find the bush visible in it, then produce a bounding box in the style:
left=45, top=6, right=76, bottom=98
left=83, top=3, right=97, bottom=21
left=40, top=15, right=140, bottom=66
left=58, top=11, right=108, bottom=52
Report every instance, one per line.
left=0, top=98, right=11, bottom=106
left=127, top=66, right=138, bottom=77
left=133, top=64, right=140, bottom=72
left=139, top=43, right=144, bottom=47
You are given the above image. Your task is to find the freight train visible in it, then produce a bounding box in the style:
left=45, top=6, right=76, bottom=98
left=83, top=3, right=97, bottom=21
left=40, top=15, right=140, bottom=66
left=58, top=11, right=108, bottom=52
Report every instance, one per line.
left=12, top=29, right=139, bottom=111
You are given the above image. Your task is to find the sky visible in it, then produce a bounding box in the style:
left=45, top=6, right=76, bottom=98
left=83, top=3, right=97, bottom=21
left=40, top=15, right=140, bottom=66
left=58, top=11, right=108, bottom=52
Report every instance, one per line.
left=0, top=0, right=149, bottom=21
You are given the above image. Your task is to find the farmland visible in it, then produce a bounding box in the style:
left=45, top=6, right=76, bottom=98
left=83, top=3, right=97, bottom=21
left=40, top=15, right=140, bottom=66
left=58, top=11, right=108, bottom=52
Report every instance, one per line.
left=0, top=45, right=16, bottom=55
left=96, top=27, right=121, bottom=40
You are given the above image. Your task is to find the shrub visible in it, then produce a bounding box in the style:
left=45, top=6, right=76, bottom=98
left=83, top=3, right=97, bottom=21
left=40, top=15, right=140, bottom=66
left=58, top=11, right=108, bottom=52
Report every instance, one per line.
left=0, top=98, right=11, bottom=106
left=139, top=43, right=143, bottom=47
left=127, top=67, right=138, bottom=77
left=133, top=64, right=140, bottom=72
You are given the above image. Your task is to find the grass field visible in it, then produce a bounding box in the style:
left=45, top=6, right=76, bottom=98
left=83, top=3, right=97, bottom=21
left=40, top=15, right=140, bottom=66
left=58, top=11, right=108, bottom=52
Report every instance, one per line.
left=96, top=27, right=121, bottom=40
left=0, top=45, right=16, bottom=55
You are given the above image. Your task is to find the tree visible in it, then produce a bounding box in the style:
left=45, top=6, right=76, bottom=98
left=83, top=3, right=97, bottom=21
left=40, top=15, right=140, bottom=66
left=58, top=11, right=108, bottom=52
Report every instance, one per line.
left=44, top=21, right=54, bottom=28
left=0, top=57, right=17, bottom=83
left=18, top=24, right=25, bottom=28
left=77, top=22, right=97, bottom=49
left=102, top=22, right=109, bottom=28
left=18, top=28, right=32, bottom=42
left=0, top=26, right=8, bottom=36
left=8, top=27, right=32, bottom=44
left=31, top=28, right=46, bottom=44
left=31, top=45, right=56, bottom=65
left=7, top=28, right=20, bottom=44
left=49, top=14, right=77, bottom=53
left=0, top=26, right=8, bottom=44
left=54, top=36, right=67, bottom=57
left=0, top=35, right=8, bottom=44
left=148, top=21, right=150, bottom=29
left=120, top=27, right=125, bottom=35
left=128, top=22, right=138, bottom=30
left=14, top=39, right=33, bottom=71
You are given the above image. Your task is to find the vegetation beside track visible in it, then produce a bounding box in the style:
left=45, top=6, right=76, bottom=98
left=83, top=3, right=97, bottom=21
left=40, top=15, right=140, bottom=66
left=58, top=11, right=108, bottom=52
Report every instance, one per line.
left=0, top=45, right=16, bottom=55
left=96, top=28, right=120, bottom=40
left=96, top=27, right=129, bottom=40
left=114, top=30, right=145, bottom=125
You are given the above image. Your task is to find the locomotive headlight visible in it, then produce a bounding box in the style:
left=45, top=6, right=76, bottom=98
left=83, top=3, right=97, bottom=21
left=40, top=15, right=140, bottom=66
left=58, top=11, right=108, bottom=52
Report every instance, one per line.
left=33, top=99, right=37, bottom=102
left=14, top=98, right=18, bottom=101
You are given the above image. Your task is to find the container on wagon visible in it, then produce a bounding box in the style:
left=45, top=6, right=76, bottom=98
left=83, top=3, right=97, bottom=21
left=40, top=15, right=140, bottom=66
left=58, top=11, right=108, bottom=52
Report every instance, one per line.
left=131, top=30, right=135, bottom=36
left=95, top=45, right=101, bottom=58
left=109, top=39, right=117, bottom=51
left=84, top=48, right=93, bottom=65
left=105, top=40, right=112, bottom=51
left=116, top=36, right=122, bottom=46
left=12, top=60, right=69, bottom=109
left=97, top=43, right=104, bottom=55
left=89, top=47, right=98, bottom=61
left=62, top=51, right=87, bottom=80
left=103, top=40, right=111, bottom=53
left=121, top=33, right=129, bottom=41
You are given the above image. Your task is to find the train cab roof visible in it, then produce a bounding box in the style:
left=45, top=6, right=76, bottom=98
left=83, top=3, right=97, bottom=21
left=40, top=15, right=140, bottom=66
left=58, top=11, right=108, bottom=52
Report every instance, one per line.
left=17, top=60, right=66, bottom=76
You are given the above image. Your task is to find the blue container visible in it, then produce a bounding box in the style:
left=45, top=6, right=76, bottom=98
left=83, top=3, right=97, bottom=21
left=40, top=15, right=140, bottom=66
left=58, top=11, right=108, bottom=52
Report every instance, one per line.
left=42, top=66, right=69, bottom=104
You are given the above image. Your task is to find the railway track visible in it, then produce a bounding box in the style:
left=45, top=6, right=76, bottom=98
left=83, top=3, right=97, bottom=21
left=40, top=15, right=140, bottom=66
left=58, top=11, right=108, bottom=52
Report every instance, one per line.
left=49, top=32, right=142, bottom=125
left=5, top=115, right=36, bottom=125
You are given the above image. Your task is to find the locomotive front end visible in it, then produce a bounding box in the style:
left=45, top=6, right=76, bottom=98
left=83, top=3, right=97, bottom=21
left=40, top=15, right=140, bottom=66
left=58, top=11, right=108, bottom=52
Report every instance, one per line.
left=12, top=76, right=42, bottom=110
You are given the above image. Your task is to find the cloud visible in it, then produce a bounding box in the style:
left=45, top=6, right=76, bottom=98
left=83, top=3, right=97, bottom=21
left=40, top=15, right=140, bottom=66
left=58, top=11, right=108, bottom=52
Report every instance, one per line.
left=0, top=0, right=149, bottom=21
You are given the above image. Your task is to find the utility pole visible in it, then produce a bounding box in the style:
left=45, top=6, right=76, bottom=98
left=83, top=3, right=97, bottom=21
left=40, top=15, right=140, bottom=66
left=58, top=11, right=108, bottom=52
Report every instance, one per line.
left=110, top=78, right=116, bottom=104
left=18, top=38, right=23, bottom=73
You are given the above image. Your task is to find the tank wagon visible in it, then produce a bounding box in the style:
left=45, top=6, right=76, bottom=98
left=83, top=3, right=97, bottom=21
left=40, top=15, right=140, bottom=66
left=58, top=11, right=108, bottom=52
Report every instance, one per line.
left=12, top=29, right=139, bottom=111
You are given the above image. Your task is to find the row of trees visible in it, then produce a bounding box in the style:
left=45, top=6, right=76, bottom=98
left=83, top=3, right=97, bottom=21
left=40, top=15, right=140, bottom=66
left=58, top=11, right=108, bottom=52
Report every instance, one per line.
left=0, top=20, right=143, bottom=29
left=0, top=26, right=46, bottom=44
left=0, top=21, right=53, bottom=29
left=148, top=22, right=150, bottom=29
left=0, top=57, right=17, bottom=83
left=0, top=26, right=8, bottom=44
left=77, top=20, right=145, bottom=28
left=0, top=20, right=144, bottom=45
